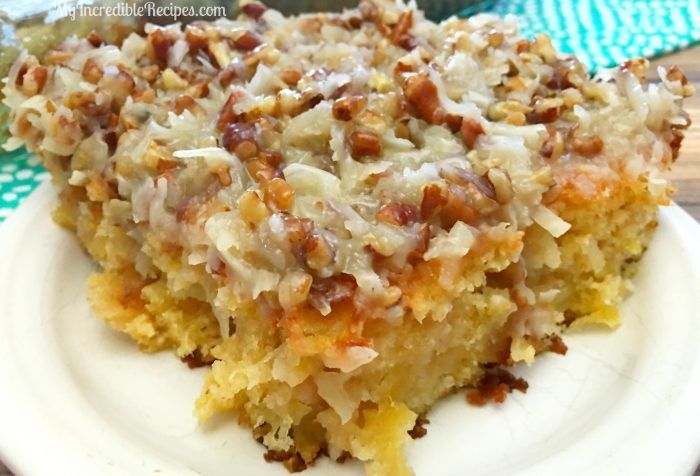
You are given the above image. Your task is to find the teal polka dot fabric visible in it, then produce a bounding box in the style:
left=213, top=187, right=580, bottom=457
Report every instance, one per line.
left=460, top=0, right=700, bottom=72
left=0, top=148, right=49, bottom=221
left=1, top=0, right=699, bottom=222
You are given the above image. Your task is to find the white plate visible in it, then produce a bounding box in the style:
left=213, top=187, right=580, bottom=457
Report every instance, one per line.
left=1, top=182, right=700, bottom=476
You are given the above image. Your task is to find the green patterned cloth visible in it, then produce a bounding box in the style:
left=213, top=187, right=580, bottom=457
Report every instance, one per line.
left=0, top=148, right=49, bottom=220
left=1, top=0, right=699, bottom=222
left=461, top=0, right=700, bottom=71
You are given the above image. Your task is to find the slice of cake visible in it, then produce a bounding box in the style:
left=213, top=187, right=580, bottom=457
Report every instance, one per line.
left=2, top=0, right=692, bottom=474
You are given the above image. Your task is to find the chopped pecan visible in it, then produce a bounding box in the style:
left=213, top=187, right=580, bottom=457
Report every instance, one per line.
left=263, top=178, right=295, bottom=211
left=487, top=168, right=513, bottom=204
left=666, top=65, right=688, bottom=85
left=388, top=10, right=414, bottom=50
left=82, top=58, right=103, bottom=84
left=487, top=31, right=504, bottom=48
left=420, top=184, right=447, bottom=221
left=149, top=28, right=175, bottom=67
left=216, top=64, right=239, bottom=89
left=278, top=271, right=313, bottom=312
left=87, top=31, right=103, bottom=47
left=546, top=60, right=581, bottom=90
left=348, top=130, right=382, bottom=157
left=239, top=190, right=270, bottom=226
left=621, top=58, right=649, bottom=83
left=407, top=223, right=430, bottom=262
left=421, top=182, right=479, bottom=228
left=169, top=95, right=193, bottom=115
left=332, top=95, right=367, bottom=121
left=460, top=118, right=484, bottom=149
left=246, top=158, right=283, bottom=182
left=44, top=49, right=73, bottom=65
left=303, top=234, right=334, bottom=270
left=540, top=130, right=565, bottom=161
left=19, top=65, right=48, bottom=96
left=258, top=150, right=283, bottom=168
left=669, top=129, right=684, bottom=161
left=442, top=113, right=462, bottom=133
left=222, top=122, right=258, bottom=158
left=63, top=91, right=111, bottom=128
left=440, top=184, right=477, bottom=228
left=138, top=64, right=160, bottom=83
left=347, top=15, right=363, bottom=29
left=103, top=70, right=135, bottom=107
left=358, top=0, right=379, bottom=22
left=440, top=166, right=497, bottom=201
left=242, top=1, right=267, bottom=20
left=279, top=69, right=302, bottom=86
left=280, top=214, right=313, bottom=244
left=132, top=87, right=155, bottom=103
left=308, top=274, right=357, bottom=309
left=216, top=92, right=244, bottom=131
left=570, top=134, right=604, bottom=157
left=234, top=31, right=263, bottom=51
left=402, top=73, right=442, bottom=124
left=184, top=25, right=208, bottom=54
left=376, top=202, right=420, bottom=226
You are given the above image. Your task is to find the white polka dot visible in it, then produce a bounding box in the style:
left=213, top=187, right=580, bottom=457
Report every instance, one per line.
left=15, top=169, right=33, bottom=180
left=1, top=164, right=17, bottom=173
left=2, top=192, right=17, bottom=202
left=0, top=209, right=10, bottom=218
left=0, top=174, right=12, bottom=183
left=27, top=155, right=41, bottom=166
left=34, top=172, right=50, bottom=181
left=13, top=184, right=31, bottom=193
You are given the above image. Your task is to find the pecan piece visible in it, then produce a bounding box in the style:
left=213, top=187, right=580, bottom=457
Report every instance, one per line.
left=280, top=214, right=313, bottom=245
left=376, top=202, right=420, bottom=226
left=239, top=190, right=270, bottom=226
left=103, top=70, right=135, bottom=108
left=149, top=28, right=175, bottom=67
left=184, top=25, right=208, bottom=54
left=216, top=92, right=243, bottom=131
left=332, top=95, right=367, bottom=121
left=19, top=65, right=48, bottom=96
left=570, top=134, right=603, bottom=157
left=173, top=94, right=196, bottom=115
left=403, top=73, right=442, bottom=124
left=303, top=234, right=334, bottom=270
left=242, top=2, right=267, bottom=20
left=234, top=31, right=263, bottom=51
left=263, top=178, right=295, bottom=211
left=420, top=184, right=447, bottom=221
left=460, top=118, right=484, bottom=149
left=246, top=159, right=283, bottom=182
left=82, top=58, right=103, bottom=84
left=666, top=65, right=688, bottom=85
left=87, top=31, right=103, bottom=47
left=279, top=69, right=302, bottom=86
left=348, top=130, right=382, bottom=158
left=308, top=274, right=357, bottom=310
left=440, top=166, right=497, bottom=202
left=222, top=122, right=258, bottom=158
left=389, top=10, right=415, bottom=50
